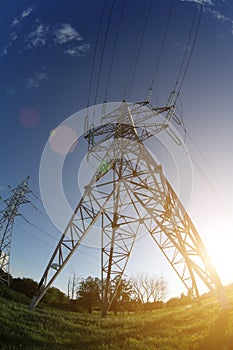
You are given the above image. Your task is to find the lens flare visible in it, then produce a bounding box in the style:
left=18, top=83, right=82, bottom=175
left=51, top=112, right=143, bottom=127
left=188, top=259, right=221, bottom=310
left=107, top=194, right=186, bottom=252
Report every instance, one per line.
left=19, top=107, right=40, bottom=128
left=49, top=125, right=78, bottom=155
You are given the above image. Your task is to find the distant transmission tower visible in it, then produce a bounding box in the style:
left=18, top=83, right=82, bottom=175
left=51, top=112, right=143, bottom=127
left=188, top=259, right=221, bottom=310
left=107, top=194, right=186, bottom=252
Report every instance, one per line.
left=30, top=102, right=229, bottom=316
left=0, top=176, right=30, bottom=285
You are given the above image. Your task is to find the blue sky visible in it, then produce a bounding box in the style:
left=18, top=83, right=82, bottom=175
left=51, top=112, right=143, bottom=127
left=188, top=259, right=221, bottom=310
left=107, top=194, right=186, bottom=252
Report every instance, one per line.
left=1, top=0, right=233, bottom=300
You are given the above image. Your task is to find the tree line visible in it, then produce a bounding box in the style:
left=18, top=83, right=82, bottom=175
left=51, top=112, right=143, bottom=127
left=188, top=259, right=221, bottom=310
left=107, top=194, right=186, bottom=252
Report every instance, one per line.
left=0, top=269, right=192, bottom=313
left=68, top=273, right=192, bottom=313
left=70, top=274, right=167, bottom=313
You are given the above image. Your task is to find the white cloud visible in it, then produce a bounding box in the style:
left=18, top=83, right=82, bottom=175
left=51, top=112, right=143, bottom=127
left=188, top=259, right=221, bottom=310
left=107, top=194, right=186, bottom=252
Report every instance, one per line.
left=10, top=32, right=18, bottom=41
left=12, top=18, right=20, bottom=26
left=3, top=18, right=90, bottom=56
left=22, top=7, right=34, bottom=19
left=36, top=72, right=48, bottom=80
left=179, top=0, right=214, bottom=5
left=174, top=42, right=190, bottom=51
left=180, top=0, right=233, bottom=33
left=0, top=32, right=18, bottom=55
left=25, top=22, right=83, bottom=49
left=208, top=9, right=229, bottom=22
left=64, top=43, right=90, bottom=57
left=25, top=24, right=49, bottom=49
left=11, top=6, right=34, bottom=26
left=1, top=46, right=8, bottom=55
left=27, top=70, right=49, bottom=89
left=27, top=78, right=39, bottom=88
left=54, top=23, right=82, bottom=44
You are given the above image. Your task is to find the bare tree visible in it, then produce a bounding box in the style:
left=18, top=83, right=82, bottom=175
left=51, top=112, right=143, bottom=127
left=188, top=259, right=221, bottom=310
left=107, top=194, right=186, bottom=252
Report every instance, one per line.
left=141, top=274, right=152, bottom=303
left=149, top=275, right=167, bottom=302
left=67, top=273, right=80, bottom=300
left=131, top=273, right=145, bottom=303
left=131, top=273, right=167, bottom=303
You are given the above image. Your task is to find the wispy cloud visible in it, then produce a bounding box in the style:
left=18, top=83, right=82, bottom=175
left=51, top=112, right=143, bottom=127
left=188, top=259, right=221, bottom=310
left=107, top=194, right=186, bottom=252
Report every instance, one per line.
left=179, top=0, right=214, bottom=5
left=24, top=22, right=85, bottom=51
left=11, top=6, right=34, bottom=26
left=64, top=43, right=90, bottom=57
left=207, top=8, right=230, bottom=22
left=27, top=78, right=39, bottom=88
left=26, top=69, right=49, bottom=89
left=3, top=16, right=89, bottom=56
left=174, top=41, right=190, bottom=51
left=0, top=32, right=18, bottom=55
left=22, top=7, right=34, bottom=18
left=180, top=0, right=233, bottom=34
left=10, top=32, right=18, bottom=41
left=1, top=47, right=8, bottom=55
left=25, top=23, right=49, bottom=49
left=54, top=23, right=82, bottom=44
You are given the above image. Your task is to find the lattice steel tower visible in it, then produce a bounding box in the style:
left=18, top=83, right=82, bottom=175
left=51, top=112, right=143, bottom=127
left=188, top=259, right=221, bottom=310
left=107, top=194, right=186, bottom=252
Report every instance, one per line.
left=30, top=102, right=229, bottom=316
left=0, top=176, right=30, bottom=285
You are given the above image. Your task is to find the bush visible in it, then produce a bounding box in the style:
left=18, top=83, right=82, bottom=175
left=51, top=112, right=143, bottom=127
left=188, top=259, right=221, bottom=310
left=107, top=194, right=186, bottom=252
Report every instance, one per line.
left=0, top=285, right=30, bottom=304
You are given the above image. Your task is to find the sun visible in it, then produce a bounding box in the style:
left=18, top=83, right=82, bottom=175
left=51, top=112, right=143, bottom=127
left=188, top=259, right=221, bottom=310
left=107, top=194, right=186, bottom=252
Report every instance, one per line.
left=203, top=220, right=233, bottom=286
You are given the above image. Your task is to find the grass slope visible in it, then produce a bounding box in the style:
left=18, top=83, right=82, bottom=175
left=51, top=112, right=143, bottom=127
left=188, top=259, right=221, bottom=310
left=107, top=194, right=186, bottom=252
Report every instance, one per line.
left=1, top=288, right=233, bottom=349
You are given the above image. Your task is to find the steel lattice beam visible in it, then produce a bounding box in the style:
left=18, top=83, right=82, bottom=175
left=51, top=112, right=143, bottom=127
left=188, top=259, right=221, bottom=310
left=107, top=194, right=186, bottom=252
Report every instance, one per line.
left=30, top=102, right=229, bottom=314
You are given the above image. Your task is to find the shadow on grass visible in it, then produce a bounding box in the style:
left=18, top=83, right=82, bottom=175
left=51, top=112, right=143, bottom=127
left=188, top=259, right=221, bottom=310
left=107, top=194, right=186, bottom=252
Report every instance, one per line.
left=199, top=309, right=233, bottom=350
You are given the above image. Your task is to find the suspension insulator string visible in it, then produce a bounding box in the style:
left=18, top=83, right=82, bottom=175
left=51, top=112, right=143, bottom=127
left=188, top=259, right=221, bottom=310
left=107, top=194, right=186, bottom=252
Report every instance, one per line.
left=84, top=115, right=89, bottom=133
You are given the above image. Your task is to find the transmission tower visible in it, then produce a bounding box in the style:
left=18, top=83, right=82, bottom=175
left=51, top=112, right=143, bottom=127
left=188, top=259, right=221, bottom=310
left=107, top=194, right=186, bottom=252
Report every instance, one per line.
left=0, top=176, right=30, bottom=285
left=30, top=102, right=229, bottom=316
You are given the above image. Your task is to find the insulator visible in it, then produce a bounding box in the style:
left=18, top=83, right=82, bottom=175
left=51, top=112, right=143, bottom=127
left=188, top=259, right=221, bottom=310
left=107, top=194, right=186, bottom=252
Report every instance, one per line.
left=166, top=128, right=182, bottom=145
left=84, top=115, right=89, bottom=133
left=146, top=88, right=153, bottom=103
left=102, top=101, right=106, bottom=115
left=172, top=113, right=181, bottom=125
left=165, top=105, right=175, bottom=123
left=89, top=123, right=95, bottom=146
left=166, top=91, right=175, bottom=107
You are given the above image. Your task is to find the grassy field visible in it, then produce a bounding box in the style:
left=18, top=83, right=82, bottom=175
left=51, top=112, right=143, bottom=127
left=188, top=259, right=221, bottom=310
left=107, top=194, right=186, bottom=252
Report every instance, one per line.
left=1, top=288, right=233, bottom=349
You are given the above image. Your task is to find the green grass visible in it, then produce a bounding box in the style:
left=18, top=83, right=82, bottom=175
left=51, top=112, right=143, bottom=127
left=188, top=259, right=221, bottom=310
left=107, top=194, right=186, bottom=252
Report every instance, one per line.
left=1, top=289, right=233, bottom=349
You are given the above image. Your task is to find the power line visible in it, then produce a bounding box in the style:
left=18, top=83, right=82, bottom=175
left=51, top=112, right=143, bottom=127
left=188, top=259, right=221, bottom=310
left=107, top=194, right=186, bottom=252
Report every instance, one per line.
left=15, top=223, right=100, bottom=267
left=172, top=6, right=197, bottom=96
left=26, top=178, right=64, bottom=223
left=20, top=214, right=58, bottom=241
left=29, top=201, right=52, bottom=221
left=87, top=0, right=108, bottom=111
left=94, top=0, right=116, bottom=109
left=104, top=0, right=126, bottom=103
left=124, top=0, right=152, bottom=101
left=14, top=222, right=54, bottom=249
left=149, top=0, right=175, bottom=95
left=174, top=3, right=203, bottom=104
left=182, top=127, right=233, bottom=220
left=164, top=3, right=203, bottom=146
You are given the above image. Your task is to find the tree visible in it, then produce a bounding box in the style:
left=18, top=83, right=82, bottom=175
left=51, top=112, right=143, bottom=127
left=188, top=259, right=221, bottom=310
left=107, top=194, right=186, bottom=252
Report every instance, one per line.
left=131, top=273, right=167, bottom=304
left=130, top=274, right=144, bottom=304
left=76, top=276, right=101, bottom=313
left=43, top=286, right=67, bottom=306
left=110, top=276, right=133, bottom=314
left=11, top=278, right=38, bottom=298
left=149, top=275, right=167, bottom=302
left=166, top=297, right=180, bottom=308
